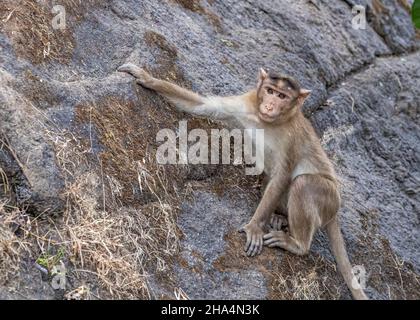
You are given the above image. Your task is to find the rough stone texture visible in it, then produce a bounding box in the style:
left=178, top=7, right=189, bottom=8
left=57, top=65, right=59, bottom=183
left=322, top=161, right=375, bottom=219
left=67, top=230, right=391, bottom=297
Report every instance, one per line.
left=174, top=192, right=267, bottom=300
left=313, top=54, right=420, bottom=269
left=0, top=69, right=65, bottom=213
left=0, top=0, right=419, bottom=299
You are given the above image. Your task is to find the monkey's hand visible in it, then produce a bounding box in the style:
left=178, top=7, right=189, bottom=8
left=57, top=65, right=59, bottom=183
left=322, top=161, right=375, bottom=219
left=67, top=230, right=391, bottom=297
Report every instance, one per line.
left=118, top=63, right=155, bottom=87
left=239, top=222, right=265, bottom=257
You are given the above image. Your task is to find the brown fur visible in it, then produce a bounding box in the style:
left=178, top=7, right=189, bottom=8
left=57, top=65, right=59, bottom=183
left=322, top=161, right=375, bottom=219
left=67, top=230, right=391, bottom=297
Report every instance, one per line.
left=118, top=64, right=368, bottom=300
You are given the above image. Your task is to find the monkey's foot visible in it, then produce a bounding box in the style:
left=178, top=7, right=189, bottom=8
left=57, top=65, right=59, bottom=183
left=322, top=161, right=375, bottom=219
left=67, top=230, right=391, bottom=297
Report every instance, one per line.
left=118, top=63, right=154, bottom=86
left=239, top=222, right=265, bottom=257
left=264, top=231, right=308, bottom=255
left=270, top=214, right=288, bottom=231
left=263, top=230, right=288, bottom=248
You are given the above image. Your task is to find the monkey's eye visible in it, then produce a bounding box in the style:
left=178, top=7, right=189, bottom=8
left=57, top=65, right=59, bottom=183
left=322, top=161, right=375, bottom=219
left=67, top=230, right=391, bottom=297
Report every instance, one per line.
left=277, top=92, right=286, bottom=99
left=267, top=88, right=274, bottom=95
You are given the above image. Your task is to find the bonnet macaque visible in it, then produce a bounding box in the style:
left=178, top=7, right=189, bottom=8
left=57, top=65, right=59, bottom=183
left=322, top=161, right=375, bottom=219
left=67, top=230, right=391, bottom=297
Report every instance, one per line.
left=118, top=63, right=368, bottom=300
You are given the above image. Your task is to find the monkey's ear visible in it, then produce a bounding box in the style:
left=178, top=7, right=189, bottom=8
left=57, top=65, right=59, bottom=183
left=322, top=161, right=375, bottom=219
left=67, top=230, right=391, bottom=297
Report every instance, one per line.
left=257, top=68, right=268, bottom=88
left=259, top=68, right=268, bottom=80
left=296, top=89, right=311, bottom=106
left=299, top=89, right=311, bottom=98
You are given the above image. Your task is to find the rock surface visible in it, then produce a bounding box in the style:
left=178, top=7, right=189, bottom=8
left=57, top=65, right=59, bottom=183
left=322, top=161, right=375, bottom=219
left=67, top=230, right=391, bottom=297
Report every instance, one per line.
left=0, top=0, right=419, bottom=299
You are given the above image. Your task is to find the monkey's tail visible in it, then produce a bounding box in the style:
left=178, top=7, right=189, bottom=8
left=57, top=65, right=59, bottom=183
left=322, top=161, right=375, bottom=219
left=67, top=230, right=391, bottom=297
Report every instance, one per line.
left=326, top=217, right=368, bottom=300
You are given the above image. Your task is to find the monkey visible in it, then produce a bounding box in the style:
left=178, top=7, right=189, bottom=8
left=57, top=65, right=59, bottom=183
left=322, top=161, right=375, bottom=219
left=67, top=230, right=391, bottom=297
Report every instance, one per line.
left=118, top=63, right=368, bottom=300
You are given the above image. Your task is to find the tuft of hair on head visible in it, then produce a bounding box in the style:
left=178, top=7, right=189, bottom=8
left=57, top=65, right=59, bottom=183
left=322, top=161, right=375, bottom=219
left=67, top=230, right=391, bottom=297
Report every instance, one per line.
left=267, top=71, right=301, bottom=93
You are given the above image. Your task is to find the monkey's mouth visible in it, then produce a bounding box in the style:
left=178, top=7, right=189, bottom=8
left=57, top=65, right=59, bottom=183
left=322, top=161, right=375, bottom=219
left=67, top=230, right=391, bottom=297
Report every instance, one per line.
left=258, top=112, right=276, bottom=122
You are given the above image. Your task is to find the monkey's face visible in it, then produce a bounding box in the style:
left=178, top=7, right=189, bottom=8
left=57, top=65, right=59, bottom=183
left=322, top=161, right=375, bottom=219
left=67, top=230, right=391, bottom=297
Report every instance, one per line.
left=256, top=69, right=311, bottom=123
left=257, top=81, right=298, bottom=123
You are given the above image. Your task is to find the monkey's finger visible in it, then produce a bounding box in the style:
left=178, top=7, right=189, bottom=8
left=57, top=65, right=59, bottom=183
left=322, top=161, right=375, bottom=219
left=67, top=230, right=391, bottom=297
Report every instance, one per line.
left=257, top=240, right=263, bottom=255
left=244, top=232, right=252, bottom=252
left=253, top=237, right=264, bottom=257
left=263, top=233, right=274, bottom=240
left=263, top=237, right=278, bottom=246
left=254, top=238, right=263, bottom=256
left=249, top=236, right=260, bottom=257
left=250, top=239, right=259, bottom=257
left=263, top=239, right=273, bottom=245
left=247, top=244, right=254, bottom=257
left=246, top=246, right=252, bottom=256
left=247, top=236, right=256, bottom=256
left=118, top=64, right=147, bottom=79
left=117, top=64, right=135, bottom=74
left=268, top=241, right=281, bottom=248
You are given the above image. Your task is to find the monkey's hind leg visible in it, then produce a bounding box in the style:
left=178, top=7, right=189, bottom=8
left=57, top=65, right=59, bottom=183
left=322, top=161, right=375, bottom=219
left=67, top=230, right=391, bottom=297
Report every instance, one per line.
left=264, top=175, right=321, bottom=255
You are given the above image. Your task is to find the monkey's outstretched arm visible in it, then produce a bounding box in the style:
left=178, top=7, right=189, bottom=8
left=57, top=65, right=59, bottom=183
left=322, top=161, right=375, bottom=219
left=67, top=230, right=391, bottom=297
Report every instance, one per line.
left=118, top=63, right=251, bottom=121
left=240, top=170, right=289, bottom=257
left=118, top=63, right=202, bottom=107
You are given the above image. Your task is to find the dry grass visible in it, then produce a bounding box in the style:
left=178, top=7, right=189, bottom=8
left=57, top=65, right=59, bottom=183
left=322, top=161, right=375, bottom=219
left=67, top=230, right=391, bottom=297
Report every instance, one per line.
left=269, top=254, right=341, bottom=300
left=272, top=270, right=322, bottom=300
left=0, top=166, right=9, bottom=195
left=354, top=218, right=420, bottom=300
left=0, top=170, right=30, bottom=286
left=213, top=231, right=342, bottom=300
left=0, top=0, right=183, bottom=297
left=0, top=0, right=105, bottom=64
left=0, top=206, right=23, bottom=285
left=45, top=123, right=182, bottom=299
left=0, top=0, right=74, bottom=64
left=0, top=103, right=184, bottom=299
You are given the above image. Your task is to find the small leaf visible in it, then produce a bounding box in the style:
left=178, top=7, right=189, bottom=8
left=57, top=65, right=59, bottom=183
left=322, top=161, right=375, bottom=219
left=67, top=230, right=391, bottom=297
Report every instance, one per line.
left=413, top=0, right=420, bottom=29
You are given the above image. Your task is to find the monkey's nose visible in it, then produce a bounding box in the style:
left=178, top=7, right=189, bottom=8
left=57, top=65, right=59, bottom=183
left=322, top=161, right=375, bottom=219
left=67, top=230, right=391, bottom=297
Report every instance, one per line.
left=266, top=105, right=273, bottom=112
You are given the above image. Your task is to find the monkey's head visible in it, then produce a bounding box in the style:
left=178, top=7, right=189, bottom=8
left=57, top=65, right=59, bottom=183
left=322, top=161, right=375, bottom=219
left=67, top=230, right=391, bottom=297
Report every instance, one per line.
left=256, top=68, right=311, bottom=124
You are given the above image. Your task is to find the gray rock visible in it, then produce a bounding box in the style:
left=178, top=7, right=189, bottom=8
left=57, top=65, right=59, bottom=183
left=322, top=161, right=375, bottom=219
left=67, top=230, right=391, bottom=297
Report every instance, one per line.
left=0, top=0, right=418, bottom=299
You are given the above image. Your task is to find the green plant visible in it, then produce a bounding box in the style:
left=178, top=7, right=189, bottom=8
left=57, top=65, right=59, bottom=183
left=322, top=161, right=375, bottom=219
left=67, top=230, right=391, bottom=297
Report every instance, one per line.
left=413, top=0, right=420, bottom=29
left=36, top=247, right=65, bottom=271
